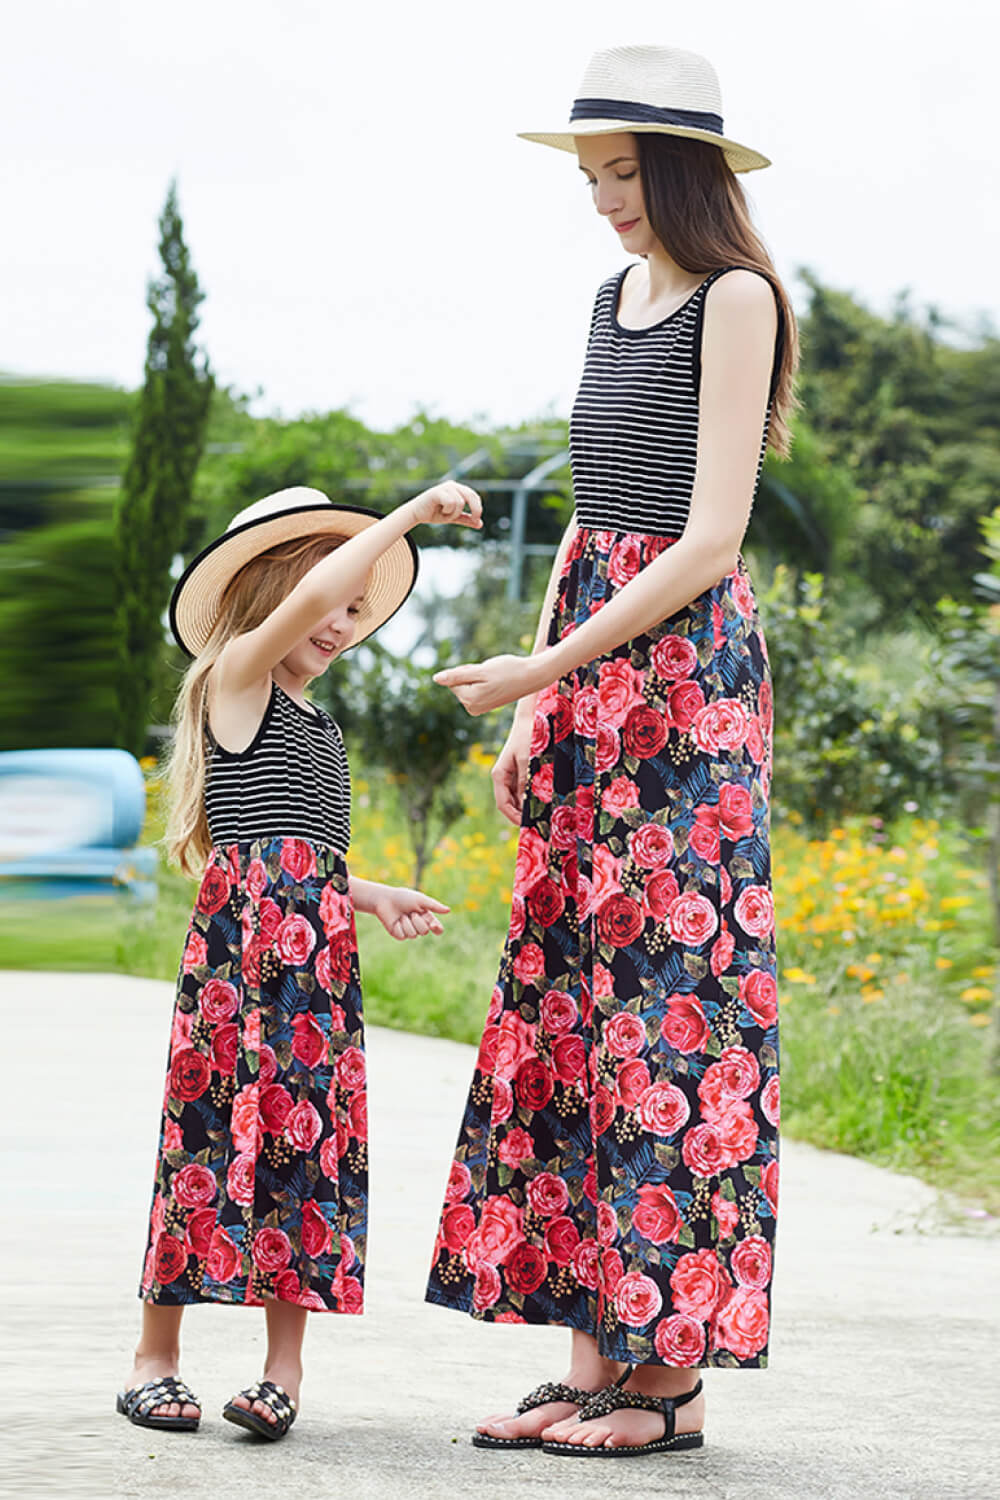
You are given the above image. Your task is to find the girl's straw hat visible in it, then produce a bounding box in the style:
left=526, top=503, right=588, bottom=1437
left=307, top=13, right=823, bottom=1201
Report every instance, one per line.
left=169, top=487, right=419, bottom=657
left=519, top=43, right=770, bottom=174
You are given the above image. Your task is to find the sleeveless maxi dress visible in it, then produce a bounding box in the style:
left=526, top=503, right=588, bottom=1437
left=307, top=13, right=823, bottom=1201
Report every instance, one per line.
left=425, top=266, right=782, bottom=1368
left=139, top=682, right=367, bottom=1314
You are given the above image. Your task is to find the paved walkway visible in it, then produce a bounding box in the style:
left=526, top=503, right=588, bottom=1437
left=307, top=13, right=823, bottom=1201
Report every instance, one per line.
left=3, top=972, right=998, bottom=1499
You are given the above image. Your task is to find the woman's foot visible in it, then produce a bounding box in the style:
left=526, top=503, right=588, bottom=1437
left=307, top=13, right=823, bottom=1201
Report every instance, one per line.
left=123, top=1352, right=200, bottom=1423
left=540, top=1364, right=704, bottom=1451
left=475, top=1335, right=625, bottom=1444
left=229, top=1359, right=302, bottom=1429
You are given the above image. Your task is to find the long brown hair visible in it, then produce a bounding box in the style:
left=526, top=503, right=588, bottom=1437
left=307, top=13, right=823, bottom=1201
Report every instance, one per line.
left=636, top=134, right=799, bottom=456
left=164, top=532, right=343, bottom=877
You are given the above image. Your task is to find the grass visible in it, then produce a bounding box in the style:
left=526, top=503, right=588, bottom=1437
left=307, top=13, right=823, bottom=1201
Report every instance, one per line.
left=3, top=756, right=997, bottom=1211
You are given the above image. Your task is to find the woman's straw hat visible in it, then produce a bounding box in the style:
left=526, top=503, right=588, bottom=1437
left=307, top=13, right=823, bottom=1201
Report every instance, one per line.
left=169, top=487, right=419, bottom=657
left=519, top=43, right=770, bottom=174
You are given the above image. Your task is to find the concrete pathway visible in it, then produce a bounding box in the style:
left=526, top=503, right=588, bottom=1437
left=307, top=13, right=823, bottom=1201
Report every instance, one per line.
left=3, top=972, right=998, bottom=1500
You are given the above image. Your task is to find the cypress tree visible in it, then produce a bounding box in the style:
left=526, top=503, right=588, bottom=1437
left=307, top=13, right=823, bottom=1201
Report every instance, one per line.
left=114, top=180, right=213, bottom=753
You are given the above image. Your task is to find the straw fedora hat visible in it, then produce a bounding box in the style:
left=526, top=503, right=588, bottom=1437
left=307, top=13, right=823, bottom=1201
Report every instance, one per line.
left=169, top=487, right=419, bottom=657
left=519, top=43, right=769, bottom=174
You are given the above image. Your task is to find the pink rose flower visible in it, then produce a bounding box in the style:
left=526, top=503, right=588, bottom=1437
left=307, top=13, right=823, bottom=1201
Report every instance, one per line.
left=544, top=1215, right=580, bottom=1266
left=472, top=1263, right=503, bottom=1312
left=654, top=1313, right=706, bottom=1365
left=512, top=943, right=546, bottom=987
left=292, top=1012, right=327, bottom=1071
left=614, top=1270, right=663, bottom=1327
left=667, top=891, right=718, bottom=947
left=650, top=634, right=698, bottom=681
left=731, top=1235, right=771, bottom=1290
left=540, top=989, right=578, bottom=1036
left=497, top=1126, right=535, bottom=1168
left=661, top=995, right=710, bottom=1053
left=713, top=1286, right=769, bottom=1359
left=199, top=978, right=238, bottom=1025
left=603, top=776, right=640, bottom=817
left=667, top=679, right=706, bottom=730
left=172, top=1162, right=217, bottom=1209
left=571, top=1236, right=601, bottom=1290
left=463, top=1195, right=523, bottom=1270
left=632, top=1183, right=680, bottom=1245
left=514, top=828, right=549, bottom=895
left=337, top=1045, right=367, bottom=1093
left=733, top=886, right=775, bottom=940
left=635, top=1081, right=690, bottom=1137
left=712, top=1190, right=740, bottom=1238
left=301, top=1199, right=333, bottom=1258
left=531, top=761, right=554, bottom=803
left=670, top=1247, right=727, bottom=1321
left=275, top=913, right=317, bottom=968
left=526, top=1172, right=569, bottom=1219
left=599, top=658, right=646, bottom=728
left=628, top=822, right=675, bottom=869
left=761, top=1074, right=780, bottom=1127
left=284, top=1099, right=323, bottom=1153
left=603, top=1010, right=647, bottom=1059
left=740, top=968, right=778, bottom=1026
left=691, top=698, right=750, bottom=754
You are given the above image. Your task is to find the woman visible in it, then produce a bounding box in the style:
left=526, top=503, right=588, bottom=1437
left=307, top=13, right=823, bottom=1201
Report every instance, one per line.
left=425, top=43, right=797, bottom=1459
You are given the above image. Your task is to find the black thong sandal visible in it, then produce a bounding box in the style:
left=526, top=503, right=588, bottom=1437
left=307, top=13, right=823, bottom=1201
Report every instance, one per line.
left=116, top=1377, right=201, bottom=1431
left=472, top=1368, right=633, bottom=1451
left=222, top=1380, right=298, bottom=1442
left=540, top=1377, right=704, bottom=1458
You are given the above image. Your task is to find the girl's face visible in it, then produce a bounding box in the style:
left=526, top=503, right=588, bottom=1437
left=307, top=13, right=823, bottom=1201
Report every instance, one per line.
left=575, top=132, right=656, bottom=256
left=281, top=597, right=362, bottom=679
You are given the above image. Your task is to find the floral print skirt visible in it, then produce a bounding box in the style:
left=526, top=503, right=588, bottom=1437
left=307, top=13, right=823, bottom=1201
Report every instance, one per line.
left=140, top=837, right=367, bottom=1313
left=425, top=526, right=780, bottom=1367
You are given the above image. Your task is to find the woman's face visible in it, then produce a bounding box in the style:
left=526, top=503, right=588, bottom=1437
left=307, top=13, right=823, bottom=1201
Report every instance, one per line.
left=575, top=132, right=656, bottom=255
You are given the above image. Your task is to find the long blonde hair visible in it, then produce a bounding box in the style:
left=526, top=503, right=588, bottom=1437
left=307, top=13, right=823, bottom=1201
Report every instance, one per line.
left=164, top=533, right=342, bottom=876
left=636, top=134, right=800, bottom=456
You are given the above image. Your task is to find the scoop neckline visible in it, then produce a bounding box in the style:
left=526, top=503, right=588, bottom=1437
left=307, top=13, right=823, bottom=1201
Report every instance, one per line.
left=274, top=682, right=325, bottom=723
left=610, top=265, right=717, bottom=337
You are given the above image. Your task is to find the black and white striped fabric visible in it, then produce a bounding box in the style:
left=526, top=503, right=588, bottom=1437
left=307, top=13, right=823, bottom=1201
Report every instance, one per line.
left=205, top=683, right=351, bottom=853
left=570, top=264, right=782, bottom=537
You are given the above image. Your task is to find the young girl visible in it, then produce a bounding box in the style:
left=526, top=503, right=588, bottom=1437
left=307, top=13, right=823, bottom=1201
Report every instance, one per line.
left=426, top=44, right=796, bottom=1458
left=118, top=481, right=481, bottom=1441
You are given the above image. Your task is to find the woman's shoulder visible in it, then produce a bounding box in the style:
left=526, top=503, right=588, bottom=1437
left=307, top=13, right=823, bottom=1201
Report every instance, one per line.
left=703, top=266, right=778, bottom=315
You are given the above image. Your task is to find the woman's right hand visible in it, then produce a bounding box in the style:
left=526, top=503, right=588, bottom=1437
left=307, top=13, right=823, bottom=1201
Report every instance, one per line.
left=492, top=712, right=534, bottom=825
left=406, top=481, right=483, bottom=530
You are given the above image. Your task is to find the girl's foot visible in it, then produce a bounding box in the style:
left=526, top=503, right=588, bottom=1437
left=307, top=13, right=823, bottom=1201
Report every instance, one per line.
left=123, top=1352, right=200, bottom=1422
left=475, top=1356, right=626, bottom=1444
left=229, top=1360, right=302, bottom=1429
left=540, top=1365, right=705, bottom=1451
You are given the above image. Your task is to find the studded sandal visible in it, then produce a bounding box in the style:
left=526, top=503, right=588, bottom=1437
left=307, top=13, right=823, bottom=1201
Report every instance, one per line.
left=472, top=1368, right=632, bottom=1450
left=222, top=1379, right=298, bottom=1442
left=540, top=1377, right=704, bottom=1458
left=116, top=1376, right=201, bottom=1431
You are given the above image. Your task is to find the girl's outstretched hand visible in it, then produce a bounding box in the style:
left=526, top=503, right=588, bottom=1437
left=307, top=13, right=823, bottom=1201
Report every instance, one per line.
left=435, top=654, right=542, bottom=716
left=408, top=481, right=483, bottom=530
left=372, top=885, right=450, bottom=941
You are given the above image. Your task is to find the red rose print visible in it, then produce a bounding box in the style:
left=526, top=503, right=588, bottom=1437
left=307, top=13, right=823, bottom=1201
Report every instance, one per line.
left=512, top=943, right=546, bottom=986
left=715, top=1101, right=759, bottom=1163
left=514, top=1055, right=554, bottom=1111
left=758, top=678, right=773, bottom=736
left=681, top=1122, right=727, bottom=1177
left=257, top=897, right=283, bottom=946
left=544, top=1215, right=581, bottom=1266
left=552, top=1034, right=586, bottom=1082
left=594, top=722, right=621, bottom=774
left=628, top=822, right=674, bottom=869
left=206, top=1226, right=241, bottom=1282
left=437, top=1160, right=470, bottom=1205
left=319, top=1137, right=340, bottom=1183
left=314, top=945, right=332, bottom=992
left=551, top=693, right=574, bottom=742
left=761, top=1074, right=780, bottom=1127
left=337, top=1272, right=364, bottom=1315
left=273, top=1269, right=301, bottom=1304
left=252, top=1226, right=293, bottom=1274
left=528, top=876, right=565, bottom=928
left=731, top=571, right=755, bottom=618
left=714, top=1286, right=769, bottom=1359
left=301, top=1199, right=333, bottom=1258
left=731, top=1235, right=771, bottom=1290
left=608, top=533, right=643, bottom=586
left=719, top=782, right=754, bottom=840
left=622, top=703, right=668, bottom=759
left=592, top=962, right=616, bottom=998
left=260, top=1083, right=294, bottom=1133
left=319, top=881, right=350, bottom=937
left=698, top=1068, right=732, bottom=1120
left=186, top=1207, right=216, bottom=1259
left=635, top=1081, right=690, bottom=1136
left=531, top=761, right=554, bottom=802
left=441, top=1203, right=476, bottom=1252
left=573, top=686, right=599, bottom=738
left=494, top=1013, right=536, bottom=1080
left=285, top=1099, right=323, bottom=1153
left=259, top=1043, right=277, bottom=1087
left=172, top=1162, right=217, bottom=1209
left=505, top=1240, right=548, bottom=1294
left=617, top=1057, right=650, bottom=1108
left=691, top=698, right=750, bottom=754
left=292, top=1012, right=328, bottom=1070
left=645, top=869, right=680, bottom=921
left=667, top=891, right=718, bottom=946
left=472, top=1263, right=503, bottom=1312
left=591, top=1084, right=616, bottom=1136
left=597, top=1200, right=618, bottom=1246
left=604, top=1010, right=647, bottom=1058
left=540, top=989, right=578, bottom=1035
left=530, top=710, right=551, bottom=758
left=654, top=1313, right=706, bottom=1365
left=592, top=846, right=624, bottom=908
left=603, top=776, right=640, bottom=818
left=667, top=679, right=706, bottom=729
left=571, top=1237, right=601, bottom=1290
left=549, top=804, right=577, bottom=852
left=245, top=858, right=268, bottom=901
left=154, top=1233, right=187, bottom=1285
left=715, top=1046, right=760, bottom=1100
left=632, top=1183, right=680, bottom=1244
left=599, top=659, right=646, bottom=728
left=464, top=1195, right=524, bottom=1270
left=711, top=924, right=736, bottom=976
left=163, top=1120, right=183, bottom=1152
left=170, top=1047, right=211, bottom=1103
left=712, top=1191, right=740, bottom=1238
left=526, top=1172, right=569, bottom=1219
left=328, top=933, right=354, bottom=986
left=603, top=1246, right=624, bottom=1296
left=348, top=1092, right=367, bottom=1140
left=597, top=893, right=644, bottom=949
left=689, top=803, right=720, bottom=862
left=615, top=1270, right=663, bottom=1327
left=182, top=932, right=208, bottom=972
left=230, top=1083, right=260, bottom=1156
left=661, top=994, right=710, bottom=1053
left=491, top=1078, right=514, bottom=1125
left=574, top=784, right=595, bottom=841
left=515, top=828, right=549, bottom=894
left=733, top=886, right=774, bottom=940
left=280, top=838, right=316, bottom=882
left=746, top=716, right=765, bottom=765
left=211, top=1021, right=238, bottom=1076
left=337, top=1045, right=367, bottom=1093
left=740, top=968, right=778, bottom=1026
left=275, top=913, right=317, bottom=968
left=196, top=862, right=230, bottom=915
left=713, top=600, right=726, bottom=650
left=760, top=1158, right=779, bottom=1212
left=650, top=634, right=698, bottom=681
left=670, top=1247, right=727, bottom=1321
left=498, top=1127, right=535, bottom=1168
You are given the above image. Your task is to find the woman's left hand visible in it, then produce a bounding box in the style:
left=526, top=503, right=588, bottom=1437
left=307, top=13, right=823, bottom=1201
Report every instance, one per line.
left=434, top=654, right=544, bottom=716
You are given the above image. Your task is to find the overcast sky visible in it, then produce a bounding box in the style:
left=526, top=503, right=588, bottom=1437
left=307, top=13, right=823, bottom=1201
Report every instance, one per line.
left=3, top=0, right=997, bottom=429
